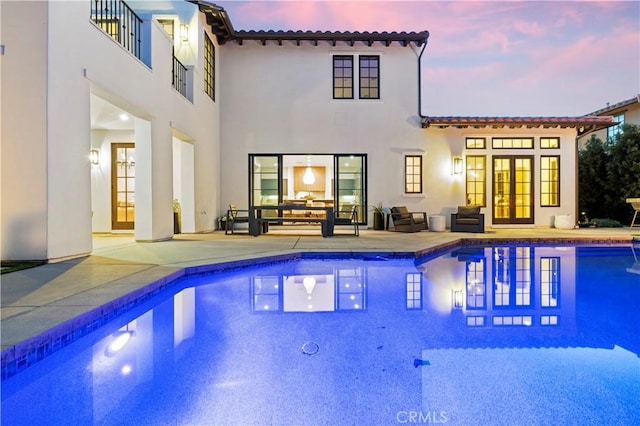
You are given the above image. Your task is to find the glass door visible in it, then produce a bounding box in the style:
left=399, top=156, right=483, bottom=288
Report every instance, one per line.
left=250, top=155, right=281, bottom=218
left=492, top=156, right=533, bottom=224
left=334, top=154, right=366, bottom=224
left=111, top=143, right=136, bottom=230
left=248, top=154, right=366, bottom=224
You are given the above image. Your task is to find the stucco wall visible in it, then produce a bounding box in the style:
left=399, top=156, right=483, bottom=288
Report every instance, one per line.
left=424, top=127, right=578, bottom=227
left=1, top=1, right=49, bottom=260
left=1, top=0, right=221, bottom=260
left=220, top=40, right=430, bottom=223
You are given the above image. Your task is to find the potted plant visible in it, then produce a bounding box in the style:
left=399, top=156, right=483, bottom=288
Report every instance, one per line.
left=173, top=199, right=181, bottom=234
left=371, top=202, right=385, bottom=230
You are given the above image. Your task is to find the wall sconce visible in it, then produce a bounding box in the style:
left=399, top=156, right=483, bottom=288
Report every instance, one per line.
left=180, top=24, right=189, bottom=43
left=452, top=290, right=464, bottom=309
left=90, top=149, right=100, bottom=166
left=452, top=157, right=463, bottom=175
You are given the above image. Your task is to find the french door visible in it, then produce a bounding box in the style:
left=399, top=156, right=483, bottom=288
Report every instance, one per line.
left=492, top=156, right=533, bottom=224
left=111, top=143, right=136, bottom=230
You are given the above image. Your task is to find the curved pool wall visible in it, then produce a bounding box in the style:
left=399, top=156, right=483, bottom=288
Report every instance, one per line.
left=0, top=237, right=633, bottom=380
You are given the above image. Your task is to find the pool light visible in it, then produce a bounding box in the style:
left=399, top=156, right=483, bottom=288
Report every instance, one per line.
left=105, top=330, right=134, bottom=356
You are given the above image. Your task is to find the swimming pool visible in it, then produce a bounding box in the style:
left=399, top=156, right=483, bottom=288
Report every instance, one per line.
left=2, top=244, right=639, bottom=425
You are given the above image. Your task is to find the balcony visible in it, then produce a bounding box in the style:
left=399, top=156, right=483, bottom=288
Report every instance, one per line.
left=91, top=0, right=142, bottom=60
left=172, top=48, right=188, bottom=99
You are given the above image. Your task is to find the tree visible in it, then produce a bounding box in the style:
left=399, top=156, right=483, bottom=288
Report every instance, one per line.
left=607, top=124, right=640, bottom=223
left=578, top=135, right=608, bottom=220
left=578, top=124, right=640, bottom=224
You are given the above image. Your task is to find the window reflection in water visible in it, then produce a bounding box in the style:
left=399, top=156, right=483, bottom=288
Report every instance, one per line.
left=421, top=245, right=569, bottom=329
left=251, top=264, right=366, bottom=312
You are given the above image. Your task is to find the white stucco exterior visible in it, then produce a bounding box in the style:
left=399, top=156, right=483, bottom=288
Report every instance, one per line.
left=0, top=0, right=607, bottom=261
left=220, top=40, right=432, bottom=223
left=1, top=0, right=220, bottom=261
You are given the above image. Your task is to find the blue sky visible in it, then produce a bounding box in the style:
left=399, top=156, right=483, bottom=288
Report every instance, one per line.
left=217, top=1, right=640, bottom=116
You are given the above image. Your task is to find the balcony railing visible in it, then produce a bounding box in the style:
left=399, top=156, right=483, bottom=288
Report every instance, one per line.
left=172, top=48, right=188, bottom=98
left=91, top=0, right=142, bottom=60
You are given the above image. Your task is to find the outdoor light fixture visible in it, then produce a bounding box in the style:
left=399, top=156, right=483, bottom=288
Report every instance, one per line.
left=90, top=149, right=100, bottom=166
left=180, top=24, right=189, bottom=43
left=452, top=290, right=464, bottom=309
left=452, top=157, right=463, bottom=175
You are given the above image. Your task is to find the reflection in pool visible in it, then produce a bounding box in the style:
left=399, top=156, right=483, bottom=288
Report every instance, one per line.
left=2, top=244, right=640, bottom=425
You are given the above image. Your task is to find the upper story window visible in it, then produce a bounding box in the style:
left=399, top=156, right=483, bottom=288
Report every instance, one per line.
left=607, top=113, right=625, bottom=143
left=333, top=56, right=354, bottom=99
left=492, top=137, right=534, bottom=149
left=359, top=56, right=379, bottom=99
left=157, top=19, right=174, bottom=40
left=204, top=32, right=215, bottom=102
left=404, top=155, right=422, bottom=194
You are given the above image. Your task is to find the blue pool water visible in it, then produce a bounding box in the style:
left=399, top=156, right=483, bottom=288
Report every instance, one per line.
left=2, top=244, right=640, bottom=425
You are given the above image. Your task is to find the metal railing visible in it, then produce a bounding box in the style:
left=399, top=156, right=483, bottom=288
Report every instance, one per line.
left=91, top=0, right=142, bottom=60
left=172, top=48, right=188, bottom=98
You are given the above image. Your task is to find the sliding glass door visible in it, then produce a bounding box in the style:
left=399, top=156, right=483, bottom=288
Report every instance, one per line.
left=334, top=155, right=366, bottom=223
left=250, top=156, right=281, bottom=218
left=248, top=154, right=366, bottom=224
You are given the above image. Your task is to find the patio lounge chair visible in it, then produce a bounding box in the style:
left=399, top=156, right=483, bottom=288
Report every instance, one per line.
left=334, top=205, right=359, bottom=236
left=225, top=203, right=250, bottom=234
left=451, top=205, right=484, bottom=233
left=390, top=206, right=427, bottom=232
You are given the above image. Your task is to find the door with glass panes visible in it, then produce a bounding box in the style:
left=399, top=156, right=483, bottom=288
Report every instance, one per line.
left=492, top=156, right=533, bottom=224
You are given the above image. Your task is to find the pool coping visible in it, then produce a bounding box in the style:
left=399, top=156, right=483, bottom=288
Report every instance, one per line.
left=1, top=236, right=635, bottom=380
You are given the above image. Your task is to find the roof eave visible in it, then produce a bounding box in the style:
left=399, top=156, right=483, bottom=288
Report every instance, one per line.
left=189, top=1, right=429, bottom=47
left=421, top=116, right=617, bottom=137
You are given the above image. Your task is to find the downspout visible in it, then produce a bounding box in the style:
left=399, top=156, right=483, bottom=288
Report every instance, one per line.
left=417, top=34, right=429, bottom=120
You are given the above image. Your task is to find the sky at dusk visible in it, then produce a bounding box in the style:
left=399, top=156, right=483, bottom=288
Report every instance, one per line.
left=217, top=0, right=639, bottom=117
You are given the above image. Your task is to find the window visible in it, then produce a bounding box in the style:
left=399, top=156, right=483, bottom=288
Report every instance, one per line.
left=406, top=273, right=422, bottom=310
left=359, top=55, right=379, bottom=99
left=333, top=56, right=354, bottom=99
left=540, top=137, right=559, bottom=149
left=404, top=155, right=422, bottom=194
left=540, top=257, right=560, bottom=308
left=492, top=138, right=533, bottom=149
left=157, top=19, right=174, bottom=40
left=607, top=113, right=625, bottom=143
left=466, top=259, right=486, bottom=309
left=204, top=32, right=215, bottom=101
left=465, top=156, right=486, bottom=206
left=540, top=156, right=560, bottom=207
left=466, top=137, right=486, bottom=149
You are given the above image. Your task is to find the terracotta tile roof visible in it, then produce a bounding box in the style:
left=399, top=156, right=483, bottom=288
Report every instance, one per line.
left=232, top=30, right=429, bottom=47
left=587, top=95, right=640, bottom=116
left=421, top=116, right=617, bottom=136
left=189, top=1, right=428, bottom=46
